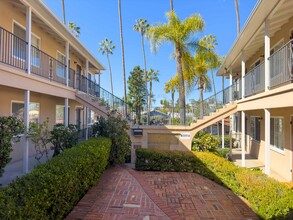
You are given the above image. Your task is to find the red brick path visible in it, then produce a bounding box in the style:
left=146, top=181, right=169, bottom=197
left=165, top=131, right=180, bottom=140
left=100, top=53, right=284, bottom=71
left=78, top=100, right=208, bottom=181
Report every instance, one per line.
left=66, top=166, right=259, bottom=220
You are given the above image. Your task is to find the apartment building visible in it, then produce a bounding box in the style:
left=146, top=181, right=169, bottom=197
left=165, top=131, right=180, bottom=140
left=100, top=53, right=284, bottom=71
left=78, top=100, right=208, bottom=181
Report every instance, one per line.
left=216, top=0, right=293, bottom=181
left=0, top=0, right=125, bottom=173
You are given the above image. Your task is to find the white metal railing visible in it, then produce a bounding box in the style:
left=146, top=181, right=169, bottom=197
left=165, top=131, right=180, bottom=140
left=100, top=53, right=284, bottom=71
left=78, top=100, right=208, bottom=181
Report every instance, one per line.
left=244, top=61, right=265, bottom=97
left=269, top=39, right=293, bottom=88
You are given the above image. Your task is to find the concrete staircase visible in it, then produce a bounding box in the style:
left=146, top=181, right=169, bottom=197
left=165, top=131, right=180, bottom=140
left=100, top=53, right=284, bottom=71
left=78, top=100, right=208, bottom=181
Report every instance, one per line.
left=189, top=103, right=238, bottom=133
left=75, top=91, right=110, bottom=118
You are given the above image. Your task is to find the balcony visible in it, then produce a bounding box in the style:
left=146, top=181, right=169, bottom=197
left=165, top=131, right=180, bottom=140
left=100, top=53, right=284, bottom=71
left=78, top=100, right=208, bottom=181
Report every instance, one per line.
left=0, top=26, right=127, bottom=116
left=244, top=61, right=265, bottom=97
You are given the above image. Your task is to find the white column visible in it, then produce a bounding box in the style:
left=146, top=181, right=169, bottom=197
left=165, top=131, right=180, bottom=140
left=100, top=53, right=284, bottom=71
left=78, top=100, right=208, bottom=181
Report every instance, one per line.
left=241, top=111, right=246, bottom=167
left=26, top=6, right=31, bottom=74
left=264, top=109, right=270, bottom=175
left=65, top=41, right=69, bottom=87
left=229, top=69, right=233, bottom=102
left=86, top=60, right=89, bottom=94
left=222, top=119, right=225, bottom=148
left=85, top=107, right=88, bottom=140
left=64, top=98, right=69, bottom=127
left=265, top=20, right=270, bottom=91
left=23, top=90, right=30, bottom=173
left=241, top=54, right=245, bottom=99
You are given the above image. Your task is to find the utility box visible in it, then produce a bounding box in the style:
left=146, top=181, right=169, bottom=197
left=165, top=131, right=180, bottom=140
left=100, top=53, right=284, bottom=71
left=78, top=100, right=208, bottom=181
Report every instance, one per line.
left=132, top=128, right=143, bottom=136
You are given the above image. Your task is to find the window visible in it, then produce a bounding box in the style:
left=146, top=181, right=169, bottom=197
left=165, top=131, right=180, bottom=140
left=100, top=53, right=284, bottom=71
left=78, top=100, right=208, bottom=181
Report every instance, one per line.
left=12, top=101, right=40, bottom=123
left=270, top=117, right=284, bottom=151
left=56, top=105, right=69, bottom=124
left=56, top=51, right=66, bottom=78
left=250, top=116, right=261, bottom=142
left=13, top=22, right=40, bottom=65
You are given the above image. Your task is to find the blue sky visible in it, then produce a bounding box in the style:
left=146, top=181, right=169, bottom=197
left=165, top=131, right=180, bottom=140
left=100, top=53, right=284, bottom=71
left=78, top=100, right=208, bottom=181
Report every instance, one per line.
left=43, top=0, right=257, bottom=106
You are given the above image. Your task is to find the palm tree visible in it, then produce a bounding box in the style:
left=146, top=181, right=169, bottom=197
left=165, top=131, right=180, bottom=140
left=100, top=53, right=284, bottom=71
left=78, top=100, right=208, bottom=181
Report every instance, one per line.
left=134, top=19, right=150, bottom=123
left=234, top=0, right=240, bottom=35
left=98, top=38, right=115, bottom=98
left=148, top=11, right=204, bottom=125
left=170, top=0, right=173, bottom=11
left=164, top=76, right=178, bottom=123
left=61, top=0, right=66, bottom=25
left=147, top=69, right=159, bottom=123
left=118, top=0, right=127, bottom=115
left=68, top=22, right=80, bottom=37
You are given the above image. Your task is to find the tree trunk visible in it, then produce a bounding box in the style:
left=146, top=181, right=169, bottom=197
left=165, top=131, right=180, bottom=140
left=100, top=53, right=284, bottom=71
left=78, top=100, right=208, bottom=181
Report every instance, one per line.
left=175, top=47, right=186, bottom=125
left=61, top=0, right=66, bottom=25
left=141, top=33, right=149, bottom=125
left=106, top=53, right=114, bottom=108
left=234, top=0, right=240, bottom=35
left=170, top=0, right=173, bottom=11
left=199, top=86, right=204, bottom=119
left=171, top=91, right=174, bottom=124
left=211, top=69, right=219, bottom=139
left=148, top=80, right=152, bottom=124
left=118, top=0, right=127, bottom=116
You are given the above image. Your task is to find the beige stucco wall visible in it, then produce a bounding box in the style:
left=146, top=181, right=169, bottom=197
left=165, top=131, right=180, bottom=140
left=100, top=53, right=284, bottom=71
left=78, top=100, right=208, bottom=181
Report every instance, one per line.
left=243, top=107, right=292, bottom=181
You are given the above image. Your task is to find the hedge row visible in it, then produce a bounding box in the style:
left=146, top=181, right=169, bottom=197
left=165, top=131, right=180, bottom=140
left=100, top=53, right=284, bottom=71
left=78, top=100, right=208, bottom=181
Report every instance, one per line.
left=136, top=148, right=293, bottom=219
left=0, top=137, right=111, bottom=220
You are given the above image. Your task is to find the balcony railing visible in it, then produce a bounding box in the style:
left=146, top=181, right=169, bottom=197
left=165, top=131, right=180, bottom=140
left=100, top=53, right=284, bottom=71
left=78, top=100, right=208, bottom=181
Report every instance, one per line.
left=0, top=26, right=128, bottom=116
left=244, top=61, right=265, bottom=97
left=269, top=39, right=293, bottom=88
left=76, top=73, right=127, bottom=116
left=0, top=26, right=27, bottom=70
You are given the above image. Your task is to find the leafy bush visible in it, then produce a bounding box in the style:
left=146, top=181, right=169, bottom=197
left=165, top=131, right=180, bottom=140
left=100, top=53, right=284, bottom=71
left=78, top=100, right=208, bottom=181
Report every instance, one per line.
left=0, top=116, right=25, bottom=177
left=218, top=135, right=236, bottom=148
left=135, top=148, right=293, bottom=219
left=192, top=131, right=219, bottom=152
left=0, top=137, right=111, bottom=220
left=92, top=112, right=131, bottom=164
left=50, top=124, right=78, bottom=156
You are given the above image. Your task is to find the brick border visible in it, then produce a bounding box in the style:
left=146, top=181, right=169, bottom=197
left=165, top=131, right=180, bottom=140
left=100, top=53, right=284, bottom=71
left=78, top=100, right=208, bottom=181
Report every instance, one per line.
left=125, top=166, right=182, bottom=220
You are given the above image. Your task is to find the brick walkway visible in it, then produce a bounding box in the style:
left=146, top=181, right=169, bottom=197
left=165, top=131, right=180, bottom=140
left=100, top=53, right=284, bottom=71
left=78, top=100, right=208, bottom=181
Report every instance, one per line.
left=66, top=166, right=259, bottom=220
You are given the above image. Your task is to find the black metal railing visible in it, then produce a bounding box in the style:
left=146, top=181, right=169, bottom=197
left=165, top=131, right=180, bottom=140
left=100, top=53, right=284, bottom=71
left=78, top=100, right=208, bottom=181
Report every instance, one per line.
left=0, top=26, right=27, bottom=70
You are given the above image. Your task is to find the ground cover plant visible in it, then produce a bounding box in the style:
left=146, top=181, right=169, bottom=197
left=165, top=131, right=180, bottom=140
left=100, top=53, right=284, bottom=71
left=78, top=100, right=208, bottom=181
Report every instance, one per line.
left=0, top=137, right=111, bottom=220
left=136, top=148, right=293, bottom=219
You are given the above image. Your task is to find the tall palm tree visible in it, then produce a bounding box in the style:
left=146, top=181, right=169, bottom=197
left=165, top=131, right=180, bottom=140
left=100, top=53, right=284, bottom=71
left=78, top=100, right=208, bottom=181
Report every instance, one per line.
left=68, top=22, right=80, bottom=37
left=170, top=0, right=174, bottom=11
left=134, top=19, right=150, bottom=123
left=118, top=0, right=127, bottom=115
left=148, top=11, right=204, bottom=125
left=164, top=76, right=178, bottom=123
left=147, top=69, right=159, bottom=123
left=234, top=0, right=240, bottom=35
left=61, top=0, right=66, bottom=25
left=98, top=38, right=115, bottom=100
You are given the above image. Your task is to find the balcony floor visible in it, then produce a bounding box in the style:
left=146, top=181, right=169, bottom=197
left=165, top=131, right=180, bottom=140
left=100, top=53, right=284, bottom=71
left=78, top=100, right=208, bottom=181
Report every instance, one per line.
left=230, top=148, right=288, bottom=182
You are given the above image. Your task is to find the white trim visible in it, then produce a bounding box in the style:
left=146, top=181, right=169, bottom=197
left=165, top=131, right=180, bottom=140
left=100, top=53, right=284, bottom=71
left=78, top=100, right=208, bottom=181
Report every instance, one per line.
left=270, top=146, right=285, bottom=155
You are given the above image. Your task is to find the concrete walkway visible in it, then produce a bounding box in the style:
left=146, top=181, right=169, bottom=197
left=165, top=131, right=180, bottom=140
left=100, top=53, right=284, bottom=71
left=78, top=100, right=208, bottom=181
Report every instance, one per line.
left=66, top=166, right=259, bottom=220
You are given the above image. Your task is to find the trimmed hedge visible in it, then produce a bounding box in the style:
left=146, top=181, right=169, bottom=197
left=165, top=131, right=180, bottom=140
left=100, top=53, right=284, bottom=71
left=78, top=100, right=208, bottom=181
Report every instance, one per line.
left=136, top=148, right=293, bottom=219
left=0, top=137, right=111, bottom=220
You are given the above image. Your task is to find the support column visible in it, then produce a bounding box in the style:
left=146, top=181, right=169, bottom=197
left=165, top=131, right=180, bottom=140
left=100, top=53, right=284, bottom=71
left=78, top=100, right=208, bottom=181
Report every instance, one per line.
left=85, top=107, right=88, bottom=140
left=229, top=70, right=233, bottom=102
left=241, top=53, right=245, bottom=99
left=23, top=90, right=30, bottom=173
left=265, top=20, right=270, bottom=91
left=222, top=75, right=224, bottom=103
left=64, top=98, right=69, bottom=127
left=65, top=41, right=69, bottom=87
left=222, top=119, right=225, bottom=149
left=86, top=60, right=89, bottom=93
left=241, top=111, right=246, bottom=167
left=26, top=6, right=31, bottom=74
left=265, top=109, right=270, bottom=175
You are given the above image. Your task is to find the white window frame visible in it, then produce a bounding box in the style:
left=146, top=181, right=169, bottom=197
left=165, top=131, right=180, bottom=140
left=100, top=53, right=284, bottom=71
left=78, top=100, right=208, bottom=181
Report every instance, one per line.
left=250, top=116, right=261, bottom=142
left=56, top=51, right=66, bottom=78
left=11, top=100, right=40, bottom=123
left=270, top=116, right=285, bottom=153
left=12, top=21, right=41, bottom=66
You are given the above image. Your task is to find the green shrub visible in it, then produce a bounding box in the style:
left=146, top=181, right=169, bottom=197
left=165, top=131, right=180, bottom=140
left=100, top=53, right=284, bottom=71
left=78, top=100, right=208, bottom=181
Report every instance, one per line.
left=0, top=137, right=111, bottom=220
left=0, top=116, right=25, bottom=177
left=92, top=112, right=131, bottom=164
left=135, top=148, right=293, bottom=219
left=50, top=123, right=78, bottom=156
left=192, top=131, right=219, bottom=152
left=217, top=135, right=236, bottom=148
